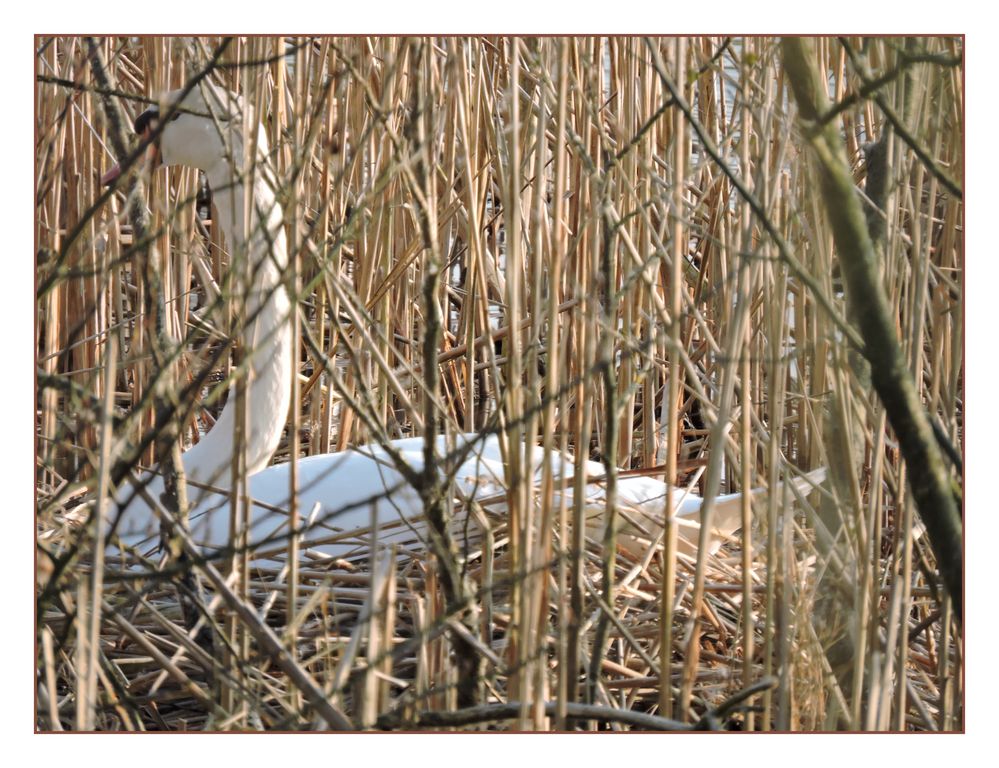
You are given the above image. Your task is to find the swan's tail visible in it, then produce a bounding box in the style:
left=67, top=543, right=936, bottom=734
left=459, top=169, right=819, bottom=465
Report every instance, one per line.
left=693, top=467, right=828, bottom=553
left=606, top=466, right=827, bottom=559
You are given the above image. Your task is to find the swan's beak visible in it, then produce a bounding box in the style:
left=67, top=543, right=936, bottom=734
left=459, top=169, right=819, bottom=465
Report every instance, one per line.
left=100, top=164, right=123, bottom=187
left=100, top=106, right=162, bottom=187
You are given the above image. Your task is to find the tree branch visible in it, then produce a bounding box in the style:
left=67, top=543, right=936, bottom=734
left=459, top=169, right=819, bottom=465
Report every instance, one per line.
left=781, top=37, right=962, bottom=621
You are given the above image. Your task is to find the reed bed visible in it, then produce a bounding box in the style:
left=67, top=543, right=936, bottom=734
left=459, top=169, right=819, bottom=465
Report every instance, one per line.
left=35, top=35, right=963, bottom=731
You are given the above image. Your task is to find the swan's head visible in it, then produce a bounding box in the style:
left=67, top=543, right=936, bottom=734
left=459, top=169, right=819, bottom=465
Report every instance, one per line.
left=102, top=85, right=255, bottom=184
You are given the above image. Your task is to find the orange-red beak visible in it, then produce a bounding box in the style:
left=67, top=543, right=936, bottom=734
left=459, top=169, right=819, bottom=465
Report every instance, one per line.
left=100, top=106, right=162, bottom=187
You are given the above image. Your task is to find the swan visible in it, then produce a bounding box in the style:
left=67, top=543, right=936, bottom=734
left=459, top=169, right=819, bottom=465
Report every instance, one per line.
left=102, top=83, right=824, bottom=569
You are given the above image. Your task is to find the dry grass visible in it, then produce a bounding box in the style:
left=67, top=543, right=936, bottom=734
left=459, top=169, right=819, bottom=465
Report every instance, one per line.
left=35, top=35, right=963, bottom=731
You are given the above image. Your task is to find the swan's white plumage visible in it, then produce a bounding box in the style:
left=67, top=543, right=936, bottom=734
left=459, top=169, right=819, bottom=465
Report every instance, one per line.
left=115, top=432, right=825, bottom=565
left=113, top=84, right=292, bottom=522
left=110, top=86, right=824, bottom=568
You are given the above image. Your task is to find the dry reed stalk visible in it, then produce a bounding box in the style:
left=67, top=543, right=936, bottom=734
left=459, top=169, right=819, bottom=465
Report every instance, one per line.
left=657, top=37, right=686, bottom=722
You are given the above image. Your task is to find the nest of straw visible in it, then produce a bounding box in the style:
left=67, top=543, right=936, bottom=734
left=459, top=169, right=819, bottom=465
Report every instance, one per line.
left=37, top=473, right=953, bottom=732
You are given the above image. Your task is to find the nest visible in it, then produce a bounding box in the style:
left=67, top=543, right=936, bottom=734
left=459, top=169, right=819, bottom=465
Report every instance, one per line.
left=37, top=483, right=954, bottom=732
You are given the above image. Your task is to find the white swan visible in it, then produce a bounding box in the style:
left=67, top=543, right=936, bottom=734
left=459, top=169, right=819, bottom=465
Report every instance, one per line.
left=104, top=84, right=823, bottom=568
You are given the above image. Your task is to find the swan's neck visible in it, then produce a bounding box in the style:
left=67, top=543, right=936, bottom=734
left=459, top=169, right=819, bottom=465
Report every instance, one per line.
left=131, top=157, right=293, bottom=511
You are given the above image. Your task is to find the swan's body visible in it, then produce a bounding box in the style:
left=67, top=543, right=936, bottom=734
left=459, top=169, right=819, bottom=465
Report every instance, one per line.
left=116, top=431, right=814, bottom=565
left=107, top=85, right=822, bottom=568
